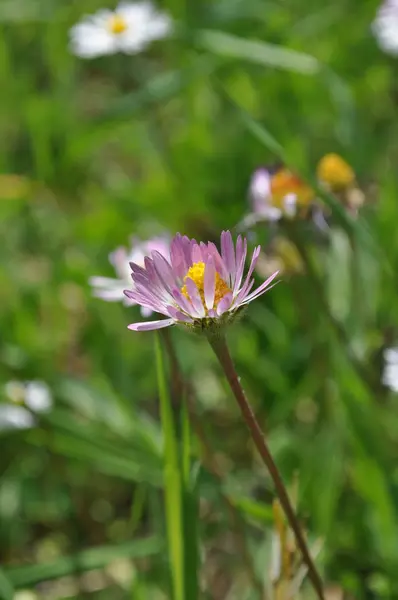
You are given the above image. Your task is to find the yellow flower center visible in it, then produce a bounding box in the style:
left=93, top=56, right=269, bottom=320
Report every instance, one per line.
left=317, top=153, right=355, bottom=190
left=270, top=169, right=314, bottom=208
left=181, top=261, right=231, bottom=310
left=108, top=14, right=128, bottom=35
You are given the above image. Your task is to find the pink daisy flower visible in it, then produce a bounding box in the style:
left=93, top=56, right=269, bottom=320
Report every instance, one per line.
left=125, top=231, right=279, bottom=333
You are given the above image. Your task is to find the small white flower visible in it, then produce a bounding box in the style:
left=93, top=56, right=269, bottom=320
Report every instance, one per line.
left=247, top=168, right=302, bottom=224
left=382, top=347, right=398, bottom=391
left=70, top=2, right=172, bottom=59
left=89, top=234, right=171, bottom=317
left=0, top=405, right=35, bottom=431
left=1, top=380, right=53, bottom=432
left=282, top=193, right=297, bottom=218
left=372, top=1, right=398, bottom=56
left=24, top=381, right=52, bottom=412
left=249, top=168, right=282, bottom=222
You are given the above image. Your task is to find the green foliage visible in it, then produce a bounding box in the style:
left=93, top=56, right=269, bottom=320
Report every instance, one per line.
left=1, top=0, right=398, bottom=598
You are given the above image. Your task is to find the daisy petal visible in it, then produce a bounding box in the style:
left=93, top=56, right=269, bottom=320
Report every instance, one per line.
left=217, top=292, right=233, bottom=316
left=236, top=245, right=261, bottom=297
left=128, top=318, right=174, bottom=331
left=233, top=237, right=247, bottom=294
left=166, top=306, right=193, bottom=323
left=241, top=271, right=280, bottom=304
left=221, top=230, right=235, bottom=284
left=185, top=278, right=206, bottom=318
left=204, top=258, right=216, bottom=310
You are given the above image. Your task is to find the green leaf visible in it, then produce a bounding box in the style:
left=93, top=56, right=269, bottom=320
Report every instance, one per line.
left=0, top=568, right=15, bottom=600
left=327, top=229, right=352, bottom=322
left=155, top=335, right=184, bottom=600
left=352, top=457, right=398, bottom=563
left=181, top=405, right=199, bottom=600
left=5, top=537, right=162, bottom=588
left=197, top=29, right=320, bottom=74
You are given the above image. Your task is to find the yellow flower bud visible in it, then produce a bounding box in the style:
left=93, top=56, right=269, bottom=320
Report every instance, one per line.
left=317, top=153, right=355, bottom=191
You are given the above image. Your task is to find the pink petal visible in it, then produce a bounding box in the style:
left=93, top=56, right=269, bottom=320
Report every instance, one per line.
left=237, top=245, right=261, bottom=296
left=152, top=251, right=176, bottom=293
left=130, top=262, right=147, bottom=277
left=207, top=242, right=228, bottom=279
left=204, top=258, right=216, bottom=310
left=170, top=235, right=188, bottom=280
left=166, top=306, right=193, bottom=323
left=240, top=271, right=280, bottom=305
left=233, top=237, right=247, bottom=295
left=217, top=292, right=233, bottom=316
left=171, top=287, right=199, bottom=317
left=232, top=278, right=255, bottom=308
left=191, top=243, right=202, bottom=264
left=128, top=318, right=174, bottom=332
left=221, top=231, right=235, bottom=284
left=184, top=278, right=205, bottom=318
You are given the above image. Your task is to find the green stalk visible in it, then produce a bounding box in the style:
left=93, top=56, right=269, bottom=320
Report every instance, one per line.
left=208, top=334, right=325, bottom=600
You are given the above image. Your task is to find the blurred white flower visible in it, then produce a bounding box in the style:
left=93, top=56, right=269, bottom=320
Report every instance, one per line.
left=249, top=168, right=282, bottom=222
left=372, top=1, right=398, bottom=56
left=70, top=2, right=172, bottom=58
left=382, top=347, right=398, bottom=391
left=89, top=235, right=170, bottom=317
left=1, top=380, right=52, bottom=432
left=0, top=405, right=35, bottom=431
left=246, top=167, right=314, bottom=227
left=24, top=381, right=52, bottom=412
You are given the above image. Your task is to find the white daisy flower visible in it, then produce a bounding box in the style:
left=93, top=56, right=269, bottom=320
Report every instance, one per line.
left=89, top=234, right=171, bottom=317
left=249, top=168, right=282, bottom=222
left=372, top=1, right=398, bottom=56
left=69, top=2, right=172, bottom=59
left=0, top=405, right=36, bottom=431
left=382, top=347, right=398, bottom=391
left=1, top=380, right=53, bottom=432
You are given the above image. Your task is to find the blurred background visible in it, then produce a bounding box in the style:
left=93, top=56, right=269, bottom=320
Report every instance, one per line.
left=1, top=0, right=398, bottom=598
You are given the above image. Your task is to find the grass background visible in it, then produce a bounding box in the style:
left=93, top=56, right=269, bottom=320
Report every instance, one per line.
left=1, top=0, right=398, bottom=598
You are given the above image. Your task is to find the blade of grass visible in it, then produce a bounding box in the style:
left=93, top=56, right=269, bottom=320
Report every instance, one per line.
left=196, top=29, right=320, bottom=74
left=0, top=568, right=15, bottom=600
left=155, top=334, right=184, bottom=600
left=5, top=537, right=162, bottom=588
left=181, top=403, right=199, bottom=600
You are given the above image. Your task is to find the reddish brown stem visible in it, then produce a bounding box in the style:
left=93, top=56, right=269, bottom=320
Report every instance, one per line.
left=208, top=334, right=325, bottom=600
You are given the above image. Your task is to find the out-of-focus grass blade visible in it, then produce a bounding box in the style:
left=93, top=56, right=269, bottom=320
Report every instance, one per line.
left=28, top=414, right=163, bottom=486
left=352, top=456, right=398, bottom=563
left=327, top=229, right=352, bottom=322
left=155, top=335, right=184, bottom=600
left=70, top=58, right=218, bottom=159
left=197, top=29, right=320, bottom=74
left=0, top=0, right=50, bottom=22
left=181, top=404, right=199, bottom=600
left=0, top=568, right=14, bottom=600
left=302, top=430, right=344, bottom=534
left=5, top=537, right=162, bottom=588
left=230, top=495, right=274, bottom=525
left=321, top=67, right=355, bottom=146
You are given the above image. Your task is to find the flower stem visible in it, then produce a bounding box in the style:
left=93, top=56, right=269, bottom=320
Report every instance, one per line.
left=208, top=334, right=325, bottom=600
